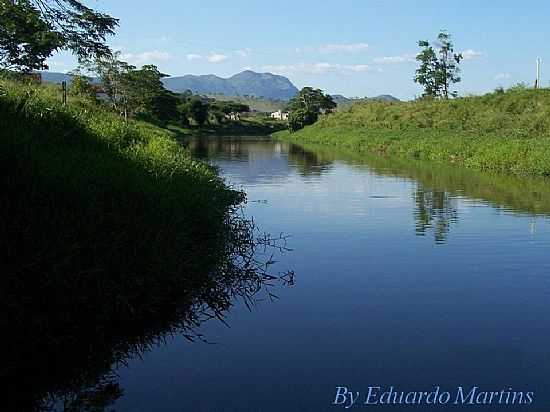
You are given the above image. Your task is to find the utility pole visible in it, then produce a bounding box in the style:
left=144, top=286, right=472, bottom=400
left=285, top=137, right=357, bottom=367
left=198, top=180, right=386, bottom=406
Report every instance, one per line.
left=535, top=58, right=541, bottom=89
left=61, top=81, right=67, bottom=106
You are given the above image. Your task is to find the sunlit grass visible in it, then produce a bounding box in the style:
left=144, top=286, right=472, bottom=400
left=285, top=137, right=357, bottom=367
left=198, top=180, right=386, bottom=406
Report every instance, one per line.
left=275, top=87, right=550, bottom=176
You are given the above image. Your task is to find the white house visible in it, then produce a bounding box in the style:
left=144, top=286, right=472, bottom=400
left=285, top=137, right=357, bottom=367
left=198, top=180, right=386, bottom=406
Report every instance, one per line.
left=270, top=110, right=289, bottom=121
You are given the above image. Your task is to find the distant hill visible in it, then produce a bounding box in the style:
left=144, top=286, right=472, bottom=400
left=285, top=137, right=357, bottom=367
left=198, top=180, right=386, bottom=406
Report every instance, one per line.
left=40, top=71, right=74, bottom=84
left=207, top=94, right=286, bottom=113
left=162, top=70, right=299, bottom=101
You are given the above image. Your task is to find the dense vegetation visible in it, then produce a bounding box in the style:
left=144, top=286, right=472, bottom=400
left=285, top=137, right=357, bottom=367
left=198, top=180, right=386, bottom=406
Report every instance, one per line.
left=0, top=0, right=117, bottom=71
left=275, top=86, right=550, bottom=177
left=0, top=78, right=260, bottom=408
left=287, top=87, right=336, bottom=132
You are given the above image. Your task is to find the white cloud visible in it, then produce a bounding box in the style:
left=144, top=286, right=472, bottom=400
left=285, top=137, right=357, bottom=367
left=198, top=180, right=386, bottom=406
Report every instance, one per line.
left=319, top=43, right=369, bottom=53
left=235, top=48, right=251, bottom=58
left=120, top=50, right=172, bottom=66
left=207, top=53, right=228, bottom=63
left=462, top=49, right=484, bottom=60
left=374, top=53, right=416, bottom=64
left=261, top=62, right=373, bottom=75
left=495, top=73, right=511, bottom=80
left=186, top=54, right=202, bottom=61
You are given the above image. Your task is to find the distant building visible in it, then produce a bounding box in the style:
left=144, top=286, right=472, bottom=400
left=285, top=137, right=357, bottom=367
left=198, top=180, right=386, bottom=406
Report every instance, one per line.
left=225, top=112, right=241, bottom=121
left=270, top=110, right=289, bottom=121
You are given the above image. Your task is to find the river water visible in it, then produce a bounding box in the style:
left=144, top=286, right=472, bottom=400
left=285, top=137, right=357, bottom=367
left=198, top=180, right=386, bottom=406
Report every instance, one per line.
left=113, top=136, right=550, bottom=411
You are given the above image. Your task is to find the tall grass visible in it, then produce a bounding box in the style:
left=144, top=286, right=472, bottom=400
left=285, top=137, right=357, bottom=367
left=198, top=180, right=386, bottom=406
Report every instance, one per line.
left=275, top=87, right=550, bottom=176
left=0, top=79, right=249, bottom=408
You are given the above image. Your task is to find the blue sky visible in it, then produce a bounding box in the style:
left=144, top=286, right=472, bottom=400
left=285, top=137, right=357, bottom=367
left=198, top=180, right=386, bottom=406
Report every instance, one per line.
left=48, top=0, right=550, bottom=100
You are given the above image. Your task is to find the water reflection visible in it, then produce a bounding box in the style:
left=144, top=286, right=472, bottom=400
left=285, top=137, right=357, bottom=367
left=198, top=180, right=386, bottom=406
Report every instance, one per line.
left=4, top=212, right=293, bottom=411
left=143, top=136, right=550, bottom=412
left=277, top=140, right=549, bottom=243
left=414, top=188, right=459, bottom=243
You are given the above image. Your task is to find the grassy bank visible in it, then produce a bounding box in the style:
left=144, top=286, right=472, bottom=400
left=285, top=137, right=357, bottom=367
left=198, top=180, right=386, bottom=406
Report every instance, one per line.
left=274, top=87, right=550, bottom=177
left=0, top=79, right=248, bottom=407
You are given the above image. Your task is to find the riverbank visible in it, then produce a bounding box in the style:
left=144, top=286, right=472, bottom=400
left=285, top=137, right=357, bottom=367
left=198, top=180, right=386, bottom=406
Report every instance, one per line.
left=167, top=116, right=287, bottom=138
left=274, top=86, right=550, bottom=177
left=0, top=79, right=250, bottom=408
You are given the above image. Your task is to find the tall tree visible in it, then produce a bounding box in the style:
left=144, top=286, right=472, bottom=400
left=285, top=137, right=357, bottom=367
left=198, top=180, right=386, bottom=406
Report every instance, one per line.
left=0, top=0, right=117, bottom=72
left=89, top=52, right=133, bottom=115
left=0, top=0, right=63, bottom=71
left=287, top=87, right=336, bottom=132
left=415, top=31, right=463, bottom=99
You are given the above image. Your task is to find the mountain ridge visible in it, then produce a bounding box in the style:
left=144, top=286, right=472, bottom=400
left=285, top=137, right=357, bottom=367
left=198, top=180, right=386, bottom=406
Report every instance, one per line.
left=161, top=70, right=299, bottom=101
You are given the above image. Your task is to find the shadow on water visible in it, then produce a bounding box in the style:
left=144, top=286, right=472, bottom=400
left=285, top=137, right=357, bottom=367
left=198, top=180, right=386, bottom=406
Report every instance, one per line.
left=2, top=210, right=294, bottom=412
left=283, top=141, right=550, bottom=243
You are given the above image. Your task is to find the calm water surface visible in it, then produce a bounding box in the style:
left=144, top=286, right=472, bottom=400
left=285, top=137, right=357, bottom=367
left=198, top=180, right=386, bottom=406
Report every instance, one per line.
left=114, top=136, right=550, bottom=411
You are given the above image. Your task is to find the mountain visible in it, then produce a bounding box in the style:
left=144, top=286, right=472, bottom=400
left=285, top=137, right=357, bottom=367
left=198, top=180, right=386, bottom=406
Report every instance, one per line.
left=162, top=70, right=299, bottom=101
left=373, top=94, right=401, bottom=102
left=40, top=71, right=74, bottom=84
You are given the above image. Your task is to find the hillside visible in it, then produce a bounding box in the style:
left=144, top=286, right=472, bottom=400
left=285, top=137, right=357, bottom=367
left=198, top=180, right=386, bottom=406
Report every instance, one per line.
left=162, top=70, right=298, bottom=101
left=331, top=94, right=401, bottom=110
left=275, top=86, right=550, bottom=177
left=208, top=94, right=286, bottom=113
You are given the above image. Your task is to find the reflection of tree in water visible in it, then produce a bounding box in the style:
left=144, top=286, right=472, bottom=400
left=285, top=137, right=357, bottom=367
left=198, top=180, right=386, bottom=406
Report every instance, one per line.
left=414, top=186, right=459, bottom=244
left=4, top=213, right=293, bottom=412
left=287, top=144, right=333, bottom=177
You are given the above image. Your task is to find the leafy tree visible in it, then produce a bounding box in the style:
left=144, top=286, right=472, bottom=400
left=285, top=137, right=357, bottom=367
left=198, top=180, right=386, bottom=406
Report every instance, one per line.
left=150, top=90, right=180, bottom=123
left=68, top=69, right=97, bottom=101
left=0, top=0, right=118, bottom=72
left=415, top=31, right=463, bottom=99
left=0, top=0, right=63, bottom=72
left=185, top=97, right=209, bottom=126
left=120, top=64, right=169, bottom=118
left=287, top=87, right=336, bottom=132
left=89, top=52, right=133, bottom=116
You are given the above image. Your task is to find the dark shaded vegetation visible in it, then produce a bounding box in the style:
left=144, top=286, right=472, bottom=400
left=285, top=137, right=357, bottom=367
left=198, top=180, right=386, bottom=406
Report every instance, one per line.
left=275, top=86, right=550, bottom=176
left=0, top=78, right=293, bottom=410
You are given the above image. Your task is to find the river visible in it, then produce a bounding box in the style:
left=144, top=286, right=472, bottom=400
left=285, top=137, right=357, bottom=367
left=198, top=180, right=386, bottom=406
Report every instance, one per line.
left=112, top=136, right=550, bottom=412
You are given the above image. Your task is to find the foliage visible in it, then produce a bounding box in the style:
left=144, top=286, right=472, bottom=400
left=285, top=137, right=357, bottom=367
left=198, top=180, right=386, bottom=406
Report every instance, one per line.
left=415, top=31, right=463, bottom=99
left=274, top=86, right=550, bottom=177
left=0, top=0, right=64, bottom=71
left=0, top=0, right=117, bottom=71
left=68, top=69, right=96, bottom=101
left=87, top=55, right=179, bottom=124
left=287, top=87, right=336, bottom=132
left=0, top=79, right=294, bottom=410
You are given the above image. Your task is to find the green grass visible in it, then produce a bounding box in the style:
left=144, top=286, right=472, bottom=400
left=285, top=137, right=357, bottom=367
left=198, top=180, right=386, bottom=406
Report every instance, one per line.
left=0, top=78, right=251, bottom=407
left=274, top=86, right=550, bottom=177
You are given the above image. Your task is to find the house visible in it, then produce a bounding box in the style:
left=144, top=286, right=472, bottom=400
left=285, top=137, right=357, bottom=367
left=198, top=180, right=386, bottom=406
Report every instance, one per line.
left=225, top=112, right=241, bottom=121
left=270, top=110, right=289, bottom=121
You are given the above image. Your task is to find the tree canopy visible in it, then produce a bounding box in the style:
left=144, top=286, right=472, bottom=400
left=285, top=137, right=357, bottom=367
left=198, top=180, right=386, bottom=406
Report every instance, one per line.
left=0, top=0, right=118, bottom=72
left=415, top=31, right=463, bottom=99
left=287, top=87, right=336, bottom=132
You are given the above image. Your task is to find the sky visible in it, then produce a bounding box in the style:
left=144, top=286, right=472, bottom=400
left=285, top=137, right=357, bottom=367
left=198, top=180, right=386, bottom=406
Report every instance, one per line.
left=47, top=0, right=550, bottom=100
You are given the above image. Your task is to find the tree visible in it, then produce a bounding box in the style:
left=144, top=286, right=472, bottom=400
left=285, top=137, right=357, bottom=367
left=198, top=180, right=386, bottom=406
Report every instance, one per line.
left=287, top=87, right=336, bottom=132
left=89, top=52, right=133, bottom=116
left=185, top=97, right=209, bottom=126
left=68, top=69, right=97, bottom=101
left=0, top=0, right=118, bottom=72
left=0, top=0, right=64, bottom=72
left=120, top=64, right=170, bottom=118
left=415, top=31, right=463, bottom=99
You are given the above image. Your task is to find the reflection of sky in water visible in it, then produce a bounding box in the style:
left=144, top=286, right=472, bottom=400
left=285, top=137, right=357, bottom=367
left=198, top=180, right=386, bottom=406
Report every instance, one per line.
left=116, top=137, right=550, bottom=412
